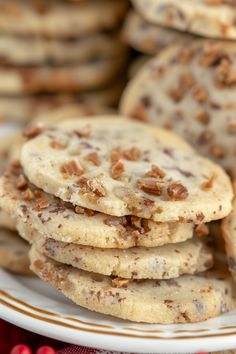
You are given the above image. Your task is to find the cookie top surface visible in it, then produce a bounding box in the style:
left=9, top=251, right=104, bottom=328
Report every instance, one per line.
left=132, top=0, right=236, bottom=39
left=0, top=0, right=128, bottom=38
left=120, top=40, right=236, bottom=177
left=0, top=163, right=194, bottom=248
left=122, top=11, right=194, bottom=55
left=30, top=247, right=236, bottom=323
left=35, top=234, right=213, bottom=279
left=21, top=117, right=233, bottom=222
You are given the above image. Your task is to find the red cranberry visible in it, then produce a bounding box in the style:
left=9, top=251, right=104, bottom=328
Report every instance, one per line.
left=10, top=344, right=32, bottom=354
left=36, top=346, right=56, bottom=354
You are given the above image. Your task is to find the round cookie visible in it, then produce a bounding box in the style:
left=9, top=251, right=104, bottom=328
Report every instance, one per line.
left=0, top=164, right=194, bottom=249
left=0, top=34, right=126, bottom=65
left=21, top=117, right=233, bottom=223
left=123, top=11, right=194, bottom=55
left=30, top=246, right=236, bottom=324
left=222, top=188, right=236, bottom=282
left=0, top=56, right=126, bottom=94
left=0, top=83, right=123, bottom=124
left=120, top=40, right=236, bottom=177
left=0, top=228, right=31, bottom=275
left=132, top=0, right=236, bottom=40
left=34, top=235, right=213, bottom=279
left=0, top=0, right=128, bottom=38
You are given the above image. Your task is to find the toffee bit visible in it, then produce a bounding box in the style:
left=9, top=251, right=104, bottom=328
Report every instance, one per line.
left=61, top=160, right=84, bottom=176
left=74, top=126, right=91, bottom=138
left=77, top=176, right=106, bottom=198
left=201, top=175, right=216, bottom=191
left=168, top=87, right=184, bottom=103
left=167, top=182, right=188, bottom=201
left=192, top=84, right=208, bottom=103
left=110, top=160, right=124, bottom=180
left=195, top=224, right=209, bottom=237
left=179, top=48, right=194, bottom=64
left=88, top=178, right=106, bottom=197
left=74, top=206, right=95, bottom=216
left=34, top=199, right=49, bottom=211
left=34, top=189, right=43, bottom=199
left=84, top=152, right=100, bottom=166
left=227, top=121, right=236, bottom=134
left=16, top=174, right=28, bottom=190
left=122, top=147, right=141, bottom=161
left=196, top=212, right=205, bottom=222
left=22, top=188, right=34, bottom=201
left=50, top=141, right=67, bottom=150
left=111, top=278, right=132, bottom=289
left=194, top=110, right=210, bottom=125
left=110, top=149, right=121, bottom=162
left=9, top=160, right=22, bottom=174
left=210, top=144, right=226, bottom=159
left=198, top=130, right=214, bottom=144
left=23, top=124, right=43, bottom=139
left=137, top=178, right=164, bottom=196
left=130, top=101, right=148, bottom=122
left=145, top=165, right=166, bottom=178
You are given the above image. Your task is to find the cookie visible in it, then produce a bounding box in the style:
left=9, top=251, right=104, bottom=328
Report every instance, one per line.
left=0, top=132, right=20, bottom=173
left=0, top=164, right=194, bottom=248
left=132, top=0, right=236, bottom=39
left=120, top=40, right=236, bottom=177
left=222, top=187, right=236, bottom=282
left=0, top=33, right=126, bottom=65
left=21, top=117, right=233, bottom=223
left=0, top=56, right=126, bottom=94
left=0, top=0, right=128, bottom=38
left=0, top=228, right=31, bottom=275
left=0, top=210, right=16, bottom=231
left=123, top=11, right=194, bottom=55
left=34, top=235, right=213, bottom=279
left=0, top=82, right=123, bottom=124
left=30, top=246, right=236, bottom=323
left=0, top=133, right=20, bottom=230
left=8, top=104, right=113, bottom=165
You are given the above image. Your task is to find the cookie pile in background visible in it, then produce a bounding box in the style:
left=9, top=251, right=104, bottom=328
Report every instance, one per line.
left=0, top=0, right=128, bottom=124
left=1, top=117, right=235, bottom=323
left=121, top=0, right=236, bottom=178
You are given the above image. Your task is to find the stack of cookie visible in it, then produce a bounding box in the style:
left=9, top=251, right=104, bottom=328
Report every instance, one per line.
left=0, top=104, right=110, bottom=275
left=0, top=132, right=31, bottom=275
left=121, top=0, right=236, bottom=178
left=1, top=117, right=235, bottom=323
left=0, top=0, right=128, bottom=124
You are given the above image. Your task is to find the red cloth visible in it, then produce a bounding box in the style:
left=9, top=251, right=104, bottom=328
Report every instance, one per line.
left=0, top=319, right=65, bottom=353
left=0, top=319, right=126, bottom=354
left=0, top=319, right=214, bottom=354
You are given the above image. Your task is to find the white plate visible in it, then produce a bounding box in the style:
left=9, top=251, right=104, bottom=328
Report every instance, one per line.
left=1, top=269, right=236, bottom=353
